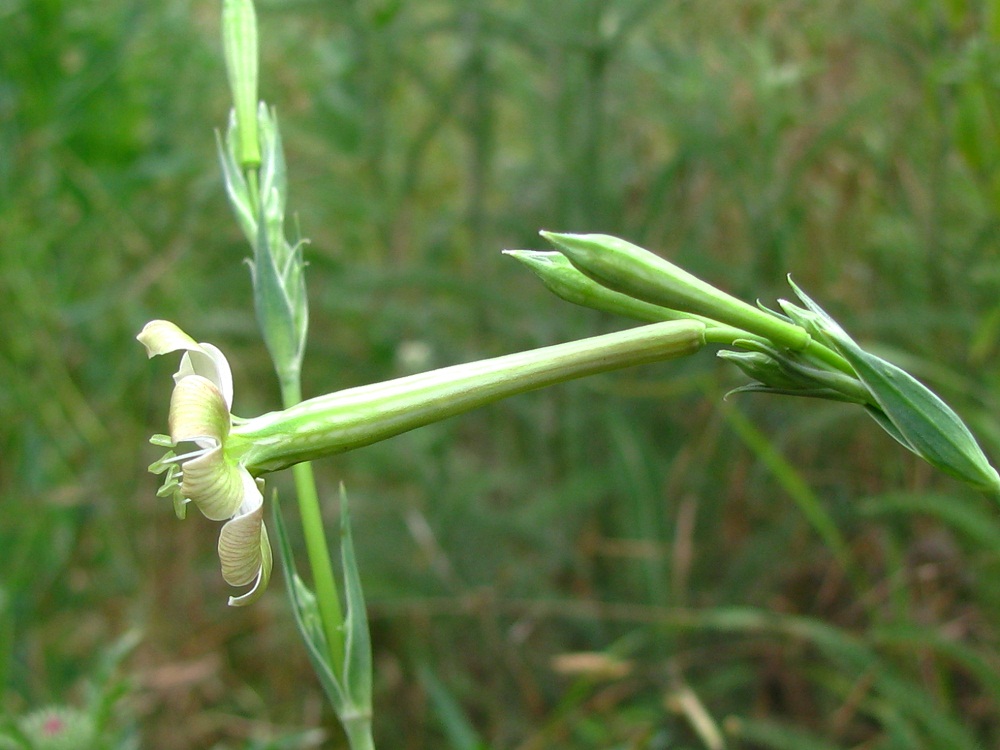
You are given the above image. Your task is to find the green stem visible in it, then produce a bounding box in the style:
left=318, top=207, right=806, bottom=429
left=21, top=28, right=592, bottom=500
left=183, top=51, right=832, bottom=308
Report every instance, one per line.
left=280, top=376, right=346, bottom=678
left=245, top=168, right=261, bottom=222
left=343, top=718, right=376, bottom=750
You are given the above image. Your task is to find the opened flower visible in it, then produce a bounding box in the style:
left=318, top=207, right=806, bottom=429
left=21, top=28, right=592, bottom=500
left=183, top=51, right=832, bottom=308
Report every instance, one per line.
left=139, top=320, right=271, bottom=606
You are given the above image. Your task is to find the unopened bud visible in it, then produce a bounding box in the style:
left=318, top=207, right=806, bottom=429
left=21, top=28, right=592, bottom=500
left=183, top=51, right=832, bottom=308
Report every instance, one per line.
left=540, top=232, right=811, bottom=351
left=222, top=0, right=261, bottom=168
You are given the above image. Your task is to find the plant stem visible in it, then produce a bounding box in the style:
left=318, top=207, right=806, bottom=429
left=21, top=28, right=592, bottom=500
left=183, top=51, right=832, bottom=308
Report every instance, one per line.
left=343, top=717, right=376, bottom=750
left=246, top=168, right=260, bottom=221
left=280, top=376, right=346, bottom=677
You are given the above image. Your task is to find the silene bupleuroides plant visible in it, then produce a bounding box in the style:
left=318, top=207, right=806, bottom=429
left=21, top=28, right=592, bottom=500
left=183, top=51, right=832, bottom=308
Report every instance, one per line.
left=138, top=1, right=1000, bottom=746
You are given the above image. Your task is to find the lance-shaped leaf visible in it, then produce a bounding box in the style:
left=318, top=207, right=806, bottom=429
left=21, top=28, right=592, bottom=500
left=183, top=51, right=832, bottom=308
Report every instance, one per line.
left=216, top=117, right=257, bottom=247
left=272, top=492, right=372, bottom=729
left=338, top=484, right=372, bottom=720
left=250, top=107, right=308, bottom=379
left=782, top=279, right=1000, bottom=493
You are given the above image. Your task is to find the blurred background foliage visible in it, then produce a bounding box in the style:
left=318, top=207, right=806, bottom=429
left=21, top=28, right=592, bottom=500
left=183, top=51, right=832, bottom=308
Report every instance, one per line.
left=4, top=0, right=1000, bottom=747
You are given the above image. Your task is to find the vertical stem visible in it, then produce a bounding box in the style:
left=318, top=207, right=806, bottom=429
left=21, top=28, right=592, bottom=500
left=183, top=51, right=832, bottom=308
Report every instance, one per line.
left=245, top=168, right=260, bottom=221
left=280, top=376, right=346, bottom=677
left=343, top=718, right=376, bottom=750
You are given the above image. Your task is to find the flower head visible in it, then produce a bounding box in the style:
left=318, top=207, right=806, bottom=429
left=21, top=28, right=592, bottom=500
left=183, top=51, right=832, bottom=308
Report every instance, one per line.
left=138, top=320, right=271, bottom=606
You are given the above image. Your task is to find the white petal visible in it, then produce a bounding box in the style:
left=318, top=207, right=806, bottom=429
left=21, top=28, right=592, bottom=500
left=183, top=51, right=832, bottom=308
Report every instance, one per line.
left=181, top=448, right=247, bottom=521
left=175, top=343, right=234, bottom=409
left=137, top=320, right=198, bottom=358
left=136, top=320, right=234, bottom=409
left=218, top=477, right=272, bottom=606
left=169, top=375, right=231, bottom=446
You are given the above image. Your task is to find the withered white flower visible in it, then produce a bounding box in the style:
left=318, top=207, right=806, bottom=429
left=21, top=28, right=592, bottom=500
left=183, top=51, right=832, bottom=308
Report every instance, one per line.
left=139, top=320, right=271, bottom=606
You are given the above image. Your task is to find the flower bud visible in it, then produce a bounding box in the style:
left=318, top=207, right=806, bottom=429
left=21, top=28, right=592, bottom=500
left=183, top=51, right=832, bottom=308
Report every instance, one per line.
left=222, top=0, right=261, bottom=168
left=718, top=343, right=869, bottom=403
left=504, top=248, right=701, bottom=324
left=540, top=232, right=811, bottom=351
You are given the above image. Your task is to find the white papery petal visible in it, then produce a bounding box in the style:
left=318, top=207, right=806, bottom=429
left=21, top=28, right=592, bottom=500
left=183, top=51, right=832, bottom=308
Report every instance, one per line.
left=137, top=320, right=199, bottom=357
left=175, top=343, right=234, bottom=408
left=218, top=476, right=272, bottom=606
left=137, top=320, right=235, bottom=409
left=169, top=375, right=230, bottom=446
left=181, top=446, right=247, bottom=521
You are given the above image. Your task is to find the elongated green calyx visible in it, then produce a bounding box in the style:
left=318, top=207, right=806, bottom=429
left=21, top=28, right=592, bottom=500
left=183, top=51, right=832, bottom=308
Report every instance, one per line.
left=222, top=0, right=261, bottom=168
left=540, top=231, right=811, bottom=351
left=231, top=320, right=707, bottom=473
left=780, top=280, right=1000, bottom=494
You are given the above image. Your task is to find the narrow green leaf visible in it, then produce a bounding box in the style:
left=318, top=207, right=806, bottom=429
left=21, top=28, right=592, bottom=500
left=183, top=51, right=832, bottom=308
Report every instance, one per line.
left=719, top=401, right=855, bottom=575
left=272, top=494, right=350, bottom=712
left=338, top=485, right=373, bottom=717
left=216, top=119, right=257, bottom=246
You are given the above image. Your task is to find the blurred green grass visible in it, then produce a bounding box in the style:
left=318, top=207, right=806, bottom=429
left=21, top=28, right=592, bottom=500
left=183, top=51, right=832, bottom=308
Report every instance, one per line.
left=4, top=0, right=1000, bottom=747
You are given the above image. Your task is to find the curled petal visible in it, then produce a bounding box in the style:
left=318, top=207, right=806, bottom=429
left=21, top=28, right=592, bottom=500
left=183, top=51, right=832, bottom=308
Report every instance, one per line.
left=137, top=320, right=199, bottom=357
left=137, top=320, right=234, bottom=407
left=169, top=375, right=231, bottom=446
left=181, top=446, right=247, bottom=521
left=176, top=343, right=234, bottom=409
left=169, top=376, right=243, bottom=520
left=218, top=478, right=272, bottom=606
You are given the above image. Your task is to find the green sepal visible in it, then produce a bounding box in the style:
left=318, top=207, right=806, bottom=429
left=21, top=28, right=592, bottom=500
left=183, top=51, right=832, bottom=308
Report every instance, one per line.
left=787, top=278, right=1000, bottom=493
left=724, top=382, right=864, bottom=402
left=216, top=119, right=257, bottom=247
